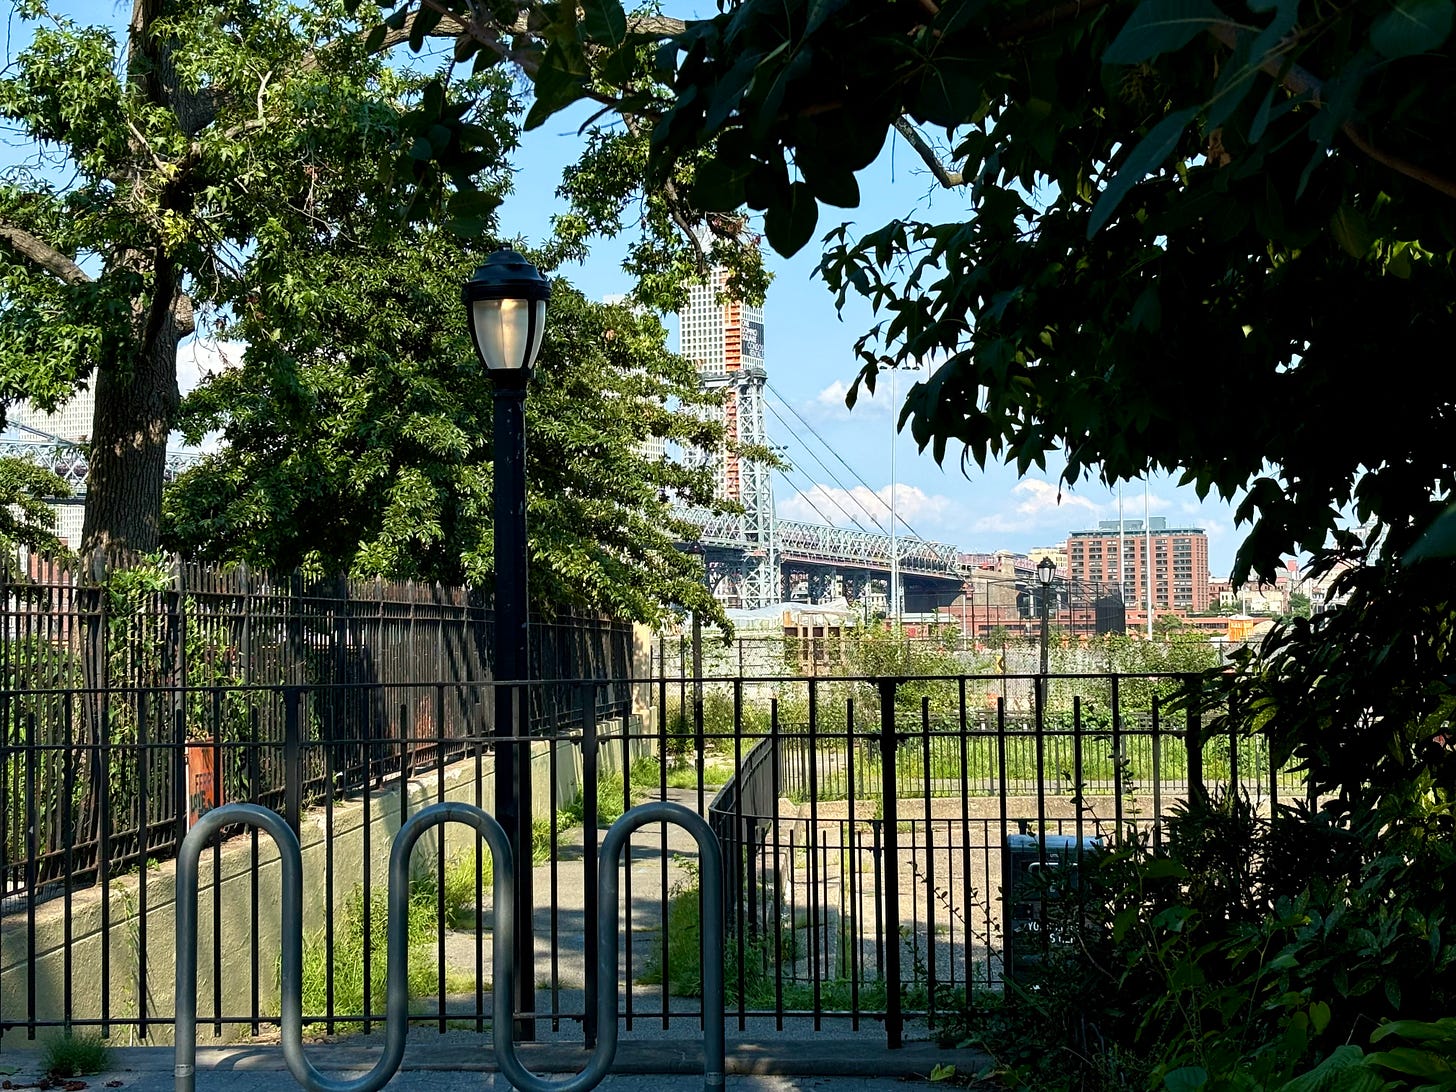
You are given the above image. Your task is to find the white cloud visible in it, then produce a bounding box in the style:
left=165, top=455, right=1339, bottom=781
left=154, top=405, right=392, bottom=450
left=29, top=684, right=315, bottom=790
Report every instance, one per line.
left=808, top=378, right=890, bottom=421
left=779, top=482, right=962, bottom=538
left=972, top=479, right=1104, bottom=534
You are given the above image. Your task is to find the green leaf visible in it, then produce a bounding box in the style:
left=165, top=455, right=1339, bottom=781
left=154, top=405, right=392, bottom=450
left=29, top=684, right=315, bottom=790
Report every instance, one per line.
left=1310, top=1001, right=1332, bottom=1036
left=1401, top=502, right=1456, bottom=564
left=1103, top=0, right=1232, bottom=64
left=364, top=22, right=388, bottom=52
left=805, top=0, right=849, bottom=37
left=1370, top=0, right=1455, bottom=57
left=525, top=42, right=589, bottom=129
left=809, top=166, right=860, bottom=208
left=1371, top=1018, right=1456, bottom=1043
left=1163, top=1065, right=1208, bottom=1092
left=1088, top=106, right=1197, bottom=237
left=763, top=181, right=818, bottom=256
left=408, top=3, right=442, bottom=50
left=691, top=158, right=752, bottom=210
left=582, top=0, right=628, bottom=45
left=447, top=189, right=501, bottom=218
left=1366, top=1046, right=1456, bottom=1079
left=1331, top=205, right=1374, bottom=257
left=1276, top=1046, right=1378, bottom=1092
left=1141, top=857, right=1187, bottom=878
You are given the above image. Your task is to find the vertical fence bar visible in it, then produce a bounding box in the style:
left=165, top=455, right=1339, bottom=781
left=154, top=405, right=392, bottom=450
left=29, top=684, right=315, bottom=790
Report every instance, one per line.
left=248, top=733, right=261, bottom=1036
left=438, top=686, right=449, bottom=1034
left=583, top=685, right=599, bottom=1049
left=62, top=700, right=75, bottom=1031
left=921, top=696, right=936, bottom=1024
left=771, top=698, right=785, bottom=1030
left=136, top=693, right=149, bottom=1037
left=284, top=687, right=302, bottom=837
left=878, top=678, right=902, bottom=1049
left=807, top=678, right=822, bottom=1029
left=846, top=697, right=860, bottom=1030
left=25, top=721, right=37, bottom=1037
left=324, top=694, right=337, bottom=1034
left=97, top=692, right=112, bottom=1033
left=1186, top=674, right=1205, bottom=805
left=1151, top=696, right=1163, bottom=849
left=733, top=679, right=746, bottom=1032
left=1228, top=698, right=1240, bottom=801
left=959, top=679, right=973, bottom=993
left=209, top=691, right=223, bottom=1035
left=995, top=698, right=1008, bottom=986
left=1111, top=675, right=1124, bottom=843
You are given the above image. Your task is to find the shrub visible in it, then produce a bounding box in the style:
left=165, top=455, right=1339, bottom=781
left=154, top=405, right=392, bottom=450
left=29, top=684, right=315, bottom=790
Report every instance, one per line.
left=43, top=1033, right=109, bottom=1077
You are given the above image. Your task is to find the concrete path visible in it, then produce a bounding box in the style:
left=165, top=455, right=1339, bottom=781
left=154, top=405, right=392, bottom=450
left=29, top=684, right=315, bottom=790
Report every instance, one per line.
left=0, top=1037, right=990, bottom=1092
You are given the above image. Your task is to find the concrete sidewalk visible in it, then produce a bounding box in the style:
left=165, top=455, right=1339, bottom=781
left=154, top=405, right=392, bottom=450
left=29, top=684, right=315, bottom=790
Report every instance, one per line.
left=0, top=1037, right=990, bottom=1092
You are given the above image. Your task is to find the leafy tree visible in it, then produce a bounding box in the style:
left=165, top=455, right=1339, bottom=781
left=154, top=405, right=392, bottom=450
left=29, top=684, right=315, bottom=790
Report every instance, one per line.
left=0, top=458, right=71, bottom=562
left=163, top=224, right=730, bottom=623
left=0, top=0, right=502, bottom=553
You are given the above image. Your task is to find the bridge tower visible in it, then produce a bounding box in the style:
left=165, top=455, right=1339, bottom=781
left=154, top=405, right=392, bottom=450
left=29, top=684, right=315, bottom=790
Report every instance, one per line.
left=678, top=252, right=779, bottom=609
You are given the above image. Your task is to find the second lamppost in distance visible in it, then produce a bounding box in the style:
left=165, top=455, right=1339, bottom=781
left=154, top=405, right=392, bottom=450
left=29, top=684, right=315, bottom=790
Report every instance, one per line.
left=1036, top=555, right=1056, bottom=711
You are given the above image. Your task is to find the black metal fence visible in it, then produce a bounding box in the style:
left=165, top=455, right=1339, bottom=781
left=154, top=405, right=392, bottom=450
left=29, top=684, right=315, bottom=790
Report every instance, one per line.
left=1, top=555, right=631, bottom=891
left=2, top=658, right=1302, bottom=1048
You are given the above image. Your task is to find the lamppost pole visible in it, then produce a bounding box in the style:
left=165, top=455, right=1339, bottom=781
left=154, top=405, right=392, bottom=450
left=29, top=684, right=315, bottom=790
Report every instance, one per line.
left=464, top=248, right=550, bottom=1041
left=493, top=369, right=533, bottom=1037
left=1037, top=556, right=1056, bottom=711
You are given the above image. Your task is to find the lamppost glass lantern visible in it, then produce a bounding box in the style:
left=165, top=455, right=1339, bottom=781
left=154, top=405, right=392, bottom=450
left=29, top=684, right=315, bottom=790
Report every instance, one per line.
left=1037, top=556, right=1056, bottom=586
left=462, top=248, right=551, bottom=374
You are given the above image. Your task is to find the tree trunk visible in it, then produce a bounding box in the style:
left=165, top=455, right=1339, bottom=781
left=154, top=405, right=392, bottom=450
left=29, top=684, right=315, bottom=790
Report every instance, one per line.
left=80, top=299, right=187, bottom=554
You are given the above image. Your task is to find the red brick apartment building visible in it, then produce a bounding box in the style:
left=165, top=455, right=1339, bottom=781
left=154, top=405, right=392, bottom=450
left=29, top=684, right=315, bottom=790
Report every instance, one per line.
left=1067, top=518, right=1211, bottom=615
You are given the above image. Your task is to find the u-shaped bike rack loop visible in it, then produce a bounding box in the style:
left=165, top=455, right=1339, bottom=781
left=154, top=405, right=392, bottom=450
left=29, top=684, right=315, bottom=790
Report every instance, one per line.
left=174, top=800, right=724, bottom=1092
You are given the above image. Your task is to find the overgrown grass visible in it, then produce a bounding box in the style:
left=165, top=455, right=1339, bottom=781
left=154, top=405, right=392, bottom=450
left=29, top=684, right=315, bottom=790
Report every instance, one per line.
left=790, top=731, right=1297, bottom=804
left=441, top=850, right=493, bottom=927
left=636, top=870, right=888, bottom=1012
left=297, top=877, right=476, bottom=1028
left=43, top=1033, right=109, bottom=1077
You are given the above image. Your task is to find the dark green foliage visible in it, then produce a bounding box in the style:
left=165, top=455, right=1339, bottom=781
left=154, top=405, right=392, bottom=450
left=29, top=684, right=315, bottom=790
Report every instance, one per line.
left=937, top=785, right=1456, bottom=1089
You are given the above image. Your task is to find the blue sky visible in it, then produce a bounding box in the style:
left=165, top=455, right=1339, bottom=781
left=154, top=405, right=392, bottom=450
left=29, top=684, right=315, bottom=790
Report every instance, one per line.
left=495, top=101, right=1250, bottom=579
left=6, top=0, right=1250, bottom=578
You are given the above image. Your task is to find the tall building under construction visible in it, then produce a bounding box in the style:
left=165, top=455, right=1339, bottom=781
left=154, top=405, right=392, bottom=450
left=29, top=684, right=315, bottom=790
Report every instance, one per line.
left=677, top=254, right=778, bottom=609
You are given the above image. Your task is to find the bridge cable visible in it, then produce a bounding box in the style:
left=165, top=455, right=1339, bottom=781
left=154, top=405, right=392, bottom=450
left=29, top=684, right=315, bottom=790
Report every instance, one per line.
left=764, top=382, right=937, bottom=543
left=771, top=459, right=870, bottom=533
left=761, top=400, right=885, bottom=534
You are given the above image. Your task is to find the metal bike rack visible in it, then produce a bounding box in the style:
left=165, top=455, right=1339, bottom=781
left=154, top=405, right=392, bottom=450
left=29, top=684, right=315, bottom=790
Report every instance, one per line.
left=174, top=800, right=723, bottom=1092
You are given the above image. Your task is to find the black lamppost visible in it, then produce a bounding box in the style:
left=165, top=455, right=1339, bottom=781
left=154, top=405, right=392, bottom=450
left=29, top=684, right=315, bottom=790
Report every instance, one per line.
left=464, top=247, right=550, bottom=1040
left=1037, top=556, right=1056, bottom=710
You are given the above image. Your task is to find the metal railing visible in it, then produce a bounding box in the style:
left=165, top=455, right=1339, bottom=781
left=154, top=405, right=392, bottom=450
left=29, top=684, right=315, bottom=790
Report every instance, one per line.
left=2, top=669, right=1300, bottom=1048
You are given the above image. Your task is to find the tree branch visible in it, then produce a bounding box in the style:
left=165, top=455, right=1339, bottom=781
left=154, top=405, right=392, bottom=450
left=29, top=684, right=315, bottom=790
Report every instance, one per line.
left=1205, top=23, right=1456, bottom=203
left=0, top=224, right=91, bottom=285
left=893, top=117, right=965, bottom=187
left=990, top=0, right=1114, bottom=40
left=1341, top=123, right=1456, bottom=201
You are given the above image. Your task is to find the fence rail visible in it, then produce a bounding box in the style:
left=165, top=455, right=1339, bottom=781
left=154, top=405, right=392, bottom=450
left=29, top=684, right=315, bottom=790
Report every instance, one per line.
left=3, top=662, right=1299, bottom=1048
